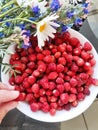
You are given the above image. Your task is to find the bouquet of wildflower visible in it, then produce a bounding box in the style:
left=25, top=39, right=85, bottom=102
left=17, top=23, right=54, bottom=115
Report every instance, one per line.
left=0, top=0, right=91, bottom=58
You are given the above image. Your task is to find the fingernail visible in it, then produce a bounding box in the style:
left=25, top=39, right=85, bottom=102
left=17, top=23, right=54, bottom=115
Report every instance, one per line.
left=9, top=85, right=15, bottom=90
left=11, top=91, right=20, bottom=98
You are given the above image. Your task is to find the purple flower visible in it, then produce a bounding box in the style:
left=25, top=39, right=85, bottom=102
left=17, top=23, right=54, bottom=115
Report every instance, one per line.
left=6, top=22, right=11, bottom=27
left=83, top=8, right=89, bottom=14
left=50, top=0, right=60, bottom=11
left=21, top=30, right=31, bottom=49
left=74, top=17, right=83, bottom=25
left=61, top=24, right=68, bottom=32
left=83, top=2, right=89, bottom=8
left=18, top=24, right=26, bottom=30
left=22, top=30, right=31, bottom=37
left=22, top=42, right=31, bottom=49
left=32, top=6, right=40, bottom=14
left=66, top=11, right=74, bottom=18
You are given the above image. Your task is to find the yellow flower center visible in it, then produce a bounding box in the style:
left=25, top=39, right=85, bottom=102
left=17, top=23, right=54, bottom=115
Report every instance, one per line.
left=39, top=21, right=46, bottom=32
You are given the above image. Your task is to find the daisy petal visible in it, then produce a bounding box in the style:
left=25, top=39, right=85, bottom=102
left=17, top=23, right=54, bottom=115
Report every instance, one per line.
left=49, top=21, right=60, bottom=27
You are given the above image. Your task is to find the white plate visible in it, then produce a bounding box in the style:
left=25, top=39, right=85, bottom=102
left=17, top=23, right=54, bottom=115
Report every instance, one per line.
left=1, top=29, right=98, bottom=122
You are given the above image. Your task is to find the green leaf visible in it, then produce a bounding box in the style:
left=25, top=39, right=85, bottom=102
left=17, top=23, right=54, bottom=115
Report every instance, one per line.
left=14, top=70, right=21, bottom=74
left=2, top=65, right=6, bottom=72
left=4, top=68, right=10, bottom=74
left=13, top=71, right=17, bottom=77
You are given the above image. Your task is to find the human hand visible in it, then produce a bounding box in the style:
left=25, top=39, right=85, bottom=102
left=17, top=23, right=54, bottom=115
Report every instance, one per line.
left=0, top=82, right=19, bottom=123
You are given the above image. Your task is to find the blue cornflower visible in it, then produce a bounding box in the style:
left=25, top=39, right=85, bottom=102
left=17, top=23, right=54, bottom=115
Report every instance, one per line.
left=5, top=22, right=11, bottom=27
left=22, top=30, right=31, bottom=37
left=61, top=24, right=68, bottom=32
left=66, top=10, right=74, bottom=18
left=83, top=2, right=89, bottom=8
left=83, top=8, right=89, bottom=14
left=17, top=23, right=25, bottom=30
left=74, top=17, right=82, bottom=25
left=50, top=0, right=60, bottom=11
left=32, top=6, right=40, bottom=14
left=0, top=32, right=5, bottom=37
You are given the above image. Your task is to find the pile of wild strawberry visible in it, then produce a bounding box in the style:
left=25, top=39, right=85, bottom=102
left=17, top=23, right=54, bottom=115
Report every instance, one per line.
left=9, top=31, right=97, bottom=116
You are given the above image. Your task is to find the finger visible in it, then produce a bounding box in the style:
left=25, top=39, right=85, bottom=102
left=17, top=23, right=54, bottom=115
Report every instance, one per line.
left=0, top=90, right=19, bottom=103
left=0, top=101, right=18, bottom=123
left=0, top=82, right=15, bottom=90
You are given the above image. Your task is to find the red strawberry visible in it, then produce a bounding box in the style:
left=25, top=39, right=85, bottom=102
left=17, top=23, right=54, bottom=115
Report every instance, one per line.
left=11, top=53, right=20, bottom=60
left=31, top=83, right=40, bottom=93
left=13, top=61, right=26, bottom=71
left=55, top=38, right=63, bottom=45
left=38, top=62, right=46, bottom=73
left=48, top=63, right=56, bottom=72
left=16, top=92, right=26, bottom=101
left=60, top=93, right=69, bottom=104
left=37, top=53, right=44, bottom=60
left=44, top=55, right=55, bottom=63
left=21, top=56, right=28, bottom=63
left=69, top=37, right=80, bottom=47
left=27, top=47, right=34, bottom=54
left=28, top=54, right=36, bottom=62
left=15, top=75, right=23, bottom=84
left=58, top=57, right=66, bottom=65
left=57, top=64, right=64, bottom=73
left=27, top=75, right=36, bottom=85
left=48, top=72, right=58, bottom=80
left=30, top=103, right=40, bottom=112
left=83, top=42, right=92, bottom=51
left=50, top=108, right=56, bottom=116
left=27, top=62, right=36, bottom=69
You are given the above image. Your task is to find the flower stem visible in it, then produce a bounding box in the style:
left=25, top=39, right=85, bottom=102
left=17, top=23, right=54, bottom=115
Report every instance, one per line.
left=0, top=6, right=19, bottom=18
left=18, top=10, right=25, bottom=18
left=0, top=17, right=37, bottom=25
left=0, top=0, right=16, bottom=11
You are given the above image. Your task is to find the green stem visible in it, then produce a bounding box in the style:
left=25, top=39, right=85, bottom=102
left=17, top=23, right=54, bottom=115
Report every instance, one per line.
left=0, top=0, right=16, bottom=11
left=17, top=9, right=28, bottom=18
left=0, top=40, right=3, bottom=44
left=0, top=6, right=19, bottom=18
left=0, top=17, right=37, bottom=25
left=18, top=10, right=25, bottom=17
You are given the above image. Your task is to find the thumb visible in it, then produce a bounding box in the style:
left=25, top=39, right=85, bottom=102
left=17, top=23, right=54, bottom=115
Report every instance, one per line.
left=0, top=90, right=19, bottom=103
left=0, top=101, right=18, bottom=123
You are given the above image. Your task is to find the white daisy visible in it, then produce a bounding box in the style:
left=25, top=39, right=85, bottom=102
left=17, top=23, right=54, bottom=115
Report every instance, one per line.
left=35, top=14, right=60, bottom=49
